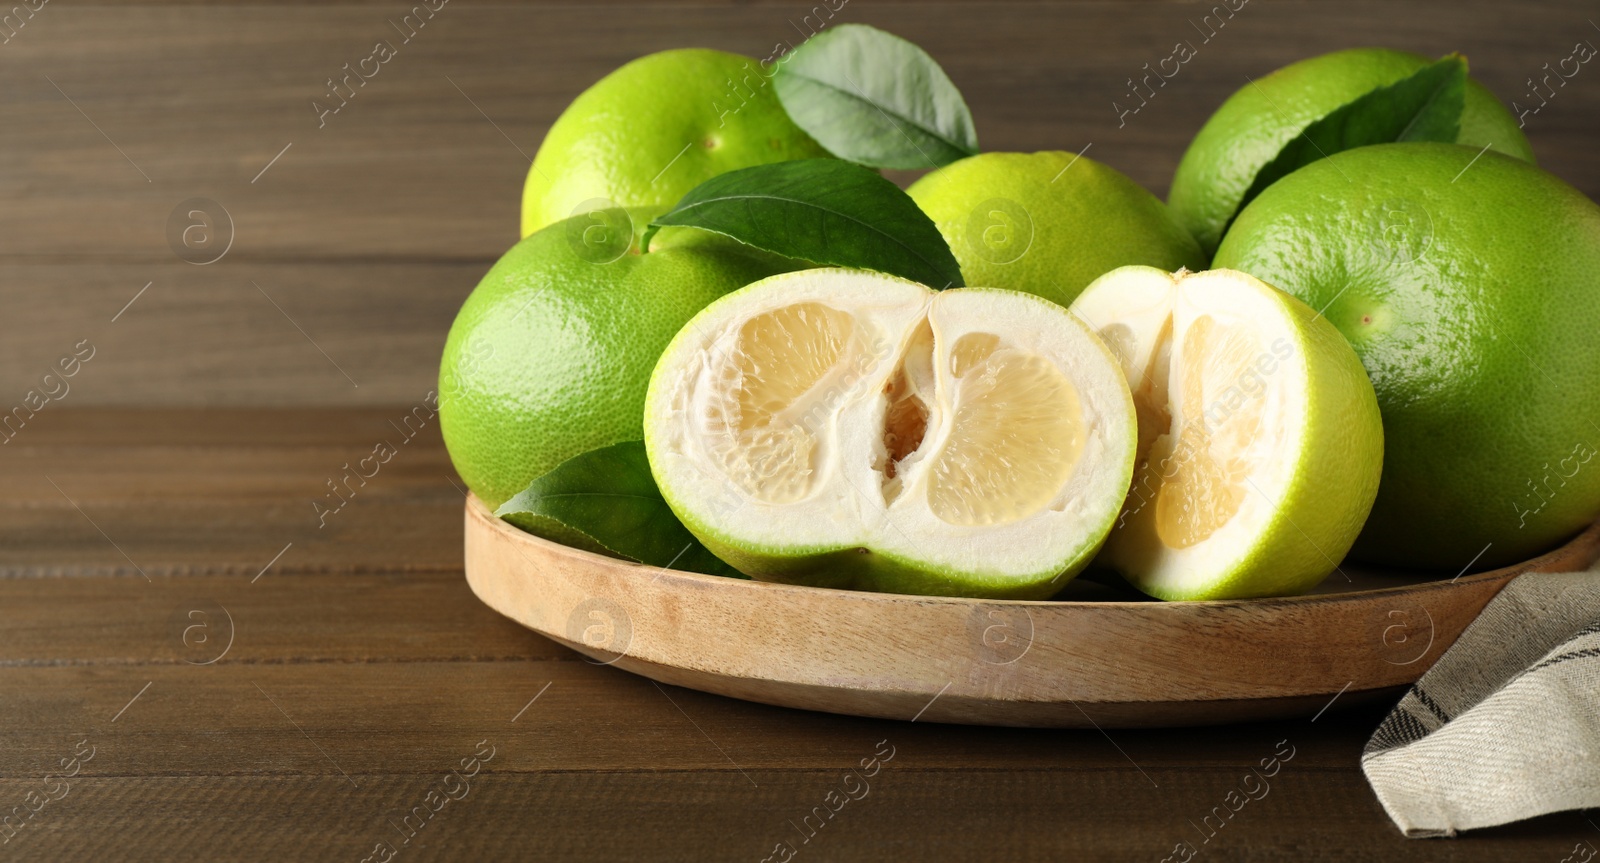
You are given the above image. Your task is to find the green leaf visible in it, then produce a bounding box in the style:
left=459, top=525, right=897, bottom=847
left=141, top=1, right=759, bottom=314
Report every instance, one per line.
left=1228, top=54, right=1469, bottom=230
left=774, top=23, right=978, bottom=169
left=642, top=159, right=964, bottom=288
left=495, top=441, right=741, bottom=578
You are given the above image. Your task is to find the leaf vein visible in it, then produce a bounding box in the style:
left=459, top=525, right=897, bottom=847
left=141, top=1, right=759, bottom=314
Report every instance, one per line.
left=665, top=192, right=949, bottom=282
left=786, top=70, right=973, bottom=157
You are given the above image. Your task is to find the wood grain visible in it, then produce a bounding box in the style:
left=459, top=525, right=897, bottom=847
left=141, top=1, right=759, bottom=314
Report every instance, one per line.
left=2, top=408, right=1597, bottom=859
left=0, top=771, right=1592, bottom=863
left=0, top=263, right=474, bottom=406
left=0, top=662, right=1398, bottom=775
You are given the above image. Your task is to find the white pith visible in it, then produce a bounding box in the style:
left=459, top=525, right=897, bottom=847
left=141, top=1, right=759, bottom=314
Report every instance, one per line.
left=1070, top=266, right=1309, bottom=596
left=646, top=269, right=1136, bottom=580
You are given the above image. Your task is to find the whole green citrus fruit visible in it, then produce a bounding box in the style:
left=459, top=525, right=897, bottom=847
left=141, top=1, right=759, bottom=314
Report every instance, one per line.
left=1214, top=142, right=1600, bottom=571
left=1171, top=48, right=1535, bottom=255
left=440, top=209, right=793, bottom=512
left=907, top=151, right=1205, bottom=308
left=521, top=49, right=832, bottom=238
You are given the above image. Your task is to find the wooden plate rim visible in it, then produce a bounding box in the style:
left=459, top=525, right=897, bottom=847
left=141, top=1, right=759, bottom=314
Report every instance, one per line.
left=467, top=494, right=1600, bottom=609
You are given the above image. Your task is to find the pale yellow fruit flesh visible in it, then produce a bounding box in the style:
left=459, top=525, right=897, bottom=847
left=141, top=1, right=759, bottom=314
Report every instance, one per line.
left=709, top=302, right=855, bottom=504
left=703, top=301, right=1089, bottom=529
left=1148, top=314, right=1268, bottom=549
left=1099, top=317, right=1173, bottom=468
left=1069, top=265, right=1383, bottom=600
left=928, top=333, right=1086, bottom=526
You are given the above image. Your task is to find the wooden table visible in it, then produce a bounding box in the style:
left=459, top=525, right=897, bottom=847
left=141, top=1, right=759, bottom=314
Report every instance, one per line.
left=3, top=2, right=1598, bottom=860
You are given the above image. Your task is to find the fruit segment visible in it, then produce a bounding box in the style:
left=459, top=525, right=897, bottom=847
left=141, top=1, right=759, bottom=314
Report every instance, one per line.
left=1156, top=315, right=1267, bottom=549
left=1071, top=266, right=1383, bottom=600
left=710, top=301, right=855, bottom=504
left=644, top=269, right=1137, bottom=599
left=927, top=334, right=1086, bottom=527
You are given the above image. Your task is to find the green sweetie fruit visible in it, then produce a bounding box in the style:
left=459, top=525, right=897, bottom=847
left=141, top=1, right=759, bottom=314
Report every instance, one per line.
left=907, top=151, right=1206, bottom=307
left=521, top=49, right=832, bottom=238
left=1170, top=47, right=1535, bottom=255
left=441, top=209, right=793, bottom=513
left=1215, top=142, right=1600, bottom=570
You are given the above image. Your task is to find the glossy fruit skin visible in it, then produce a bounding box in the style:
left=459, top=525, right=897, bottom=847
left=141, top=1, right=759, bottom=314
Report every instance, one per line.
left=1170, top=47, right=1536, bottom=255
left=1214, top=142, right=1600, bottom=571
left=521, top=49, right=833, bottom=237
left=907, top=151, right=1206, bottom=307
left=440, top=215, right=792, bottom=511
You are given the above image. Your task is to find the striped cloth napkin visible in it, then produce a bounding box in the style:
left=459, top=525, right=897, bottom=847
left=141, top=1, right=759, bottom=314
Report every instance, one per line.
left=1362, top=566, right=1600, bottom=837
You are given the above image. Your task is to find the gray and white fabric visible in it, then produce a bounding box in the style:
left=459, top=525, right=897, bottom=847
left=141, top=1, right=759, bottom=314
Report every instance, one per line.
left=1362, top=566, right=1600, bottom=837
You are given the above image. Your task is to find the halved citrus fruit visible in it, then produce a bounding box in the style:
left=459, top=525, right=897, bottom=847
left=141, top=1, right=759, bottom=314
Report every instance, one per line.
left=1069, top=266, right=1383, bottom=600
left=644, top=269, right=1137, bottom=599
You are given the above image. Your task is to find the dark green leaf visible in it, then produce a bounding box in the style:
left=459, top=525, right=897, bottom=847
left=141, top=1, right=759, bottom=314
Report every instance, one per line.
left=642, top=159, right=963, bottom=288
left=774, top=23, right=978, bottom=169
left=495, top=441, right=741, bottom=578
left=1228, top=54, right=1469, bottom=230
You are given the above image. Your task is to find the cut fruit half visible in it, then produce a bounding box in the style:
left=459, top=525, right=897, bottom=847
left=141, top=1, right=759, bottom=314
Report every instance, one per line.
left=1069, top=266, right=1384, bottom=600
left=644, top=269, right=1138, bottom=599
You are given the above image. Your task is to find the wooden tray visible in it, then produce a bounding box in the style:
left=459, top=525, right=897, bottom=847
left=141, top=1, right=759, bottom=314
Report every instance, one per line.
left=463, top=494, right=1600, bottom=728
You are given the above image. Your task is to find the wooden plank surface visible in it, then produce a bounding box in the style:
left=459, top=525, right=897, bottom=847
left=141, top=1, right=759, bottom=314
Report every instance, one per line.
left=4, top=409, right=1599, bottom=861
left=2, top=2, right=1599, bottom=403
